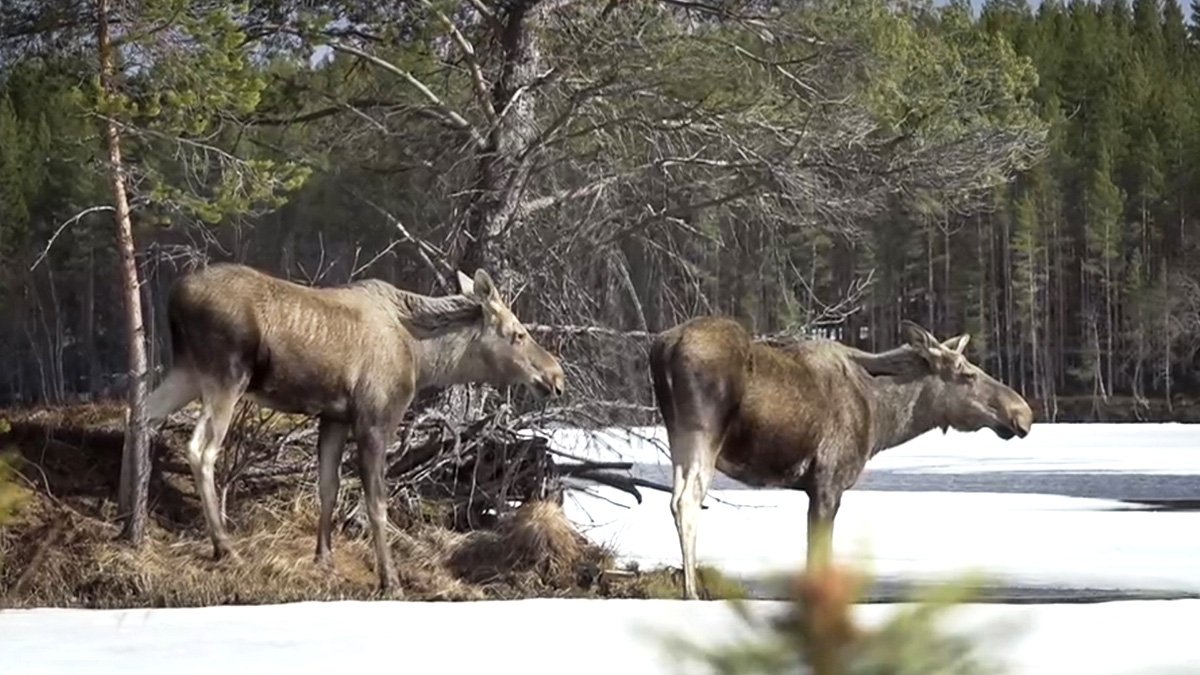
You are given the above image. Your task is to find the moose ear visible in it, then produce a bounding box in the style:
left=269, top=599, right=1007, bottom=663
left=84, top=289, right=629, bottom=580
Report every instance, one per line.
left=900, top=320, right=938, bottom=352
left=456, top=270, right=475, bottom=295
left=941, top=334, right=970, bottom=354
left=472, top=269, right=500, bottom=302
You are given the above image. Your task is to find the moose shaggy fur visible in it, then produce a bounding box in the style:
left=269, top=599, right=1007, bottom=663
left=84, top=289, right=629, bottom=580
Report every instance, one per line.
left=649, top=316, right=1033, bottom=599
left=144, top=263, right=565, bottom=592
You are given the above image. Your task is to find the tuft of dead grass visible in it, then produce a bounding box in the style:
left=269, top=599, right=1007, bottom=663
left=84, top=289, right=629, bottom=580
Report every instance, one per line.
left=450, top=500, right=612, bottom=593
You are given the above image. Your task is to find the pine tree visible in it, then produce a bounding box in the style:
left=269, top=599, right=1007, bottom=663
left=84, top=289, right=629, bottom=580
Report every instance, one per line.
left=84, top=0, right=311, bottom=543
left=0, top=95, right=31, bottom=257
left=1162, top=0, right=1188, bottom=70
left=1133, top=0, right=1164, bottom=56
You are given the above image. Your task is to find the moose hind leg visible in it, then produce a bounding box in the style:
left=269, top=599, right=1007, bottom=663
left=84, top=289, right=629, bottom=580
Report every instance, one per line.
left=315, top=417, right=349, bottom=566
left=189, top=384, right=243, bottom=561
left=146, top=368, right=199, bottom=423
left=670, top=430, right=716, bottom=600
left=185, top=406, right=214, bottom=546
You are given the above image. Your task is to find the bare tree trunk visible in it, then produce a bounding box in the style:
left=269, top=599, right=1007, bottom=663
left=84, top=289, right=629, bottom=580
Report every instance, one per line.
left=1042, top=214, right=1055, bottom=414
left=1103, top=218, right=1114, bottom=398
left=1028, top=248, right=1038, bottom=401
left=449, top=1, right=545, bottom=422
left=989, top=215, right=1004, bottom=377
left=99, top=0, right=151, bottom=546
left=84, top=246, right=100, bottom=398
left=868, top=281, right=878, bottom=351
left=1082, top=256, right=1092, bottom=394
left=976, top=213, right=988, bottom=367
left=46, top=267, right=66, bottom=401
left=943, top=222, right=951, bottom=333
left=1001, top=210, right=1015, bottom=387
left=459, top=0, right=544, bottom=288
left=1053, top=216, right=1066, bottom=390
left=1163, top=262, right=1172, bottom=412
left=1091, top=313, right=1107, bottom=415
left=926, top=217, right=935, bottom=329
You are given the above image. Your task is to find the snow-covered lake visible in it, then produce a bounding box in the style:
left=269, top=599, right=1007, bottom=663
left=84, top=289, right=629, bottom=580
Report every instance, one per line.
left=4, top=423, right=1200, bottom=674
left=555, top=423, right=1200, bottom=595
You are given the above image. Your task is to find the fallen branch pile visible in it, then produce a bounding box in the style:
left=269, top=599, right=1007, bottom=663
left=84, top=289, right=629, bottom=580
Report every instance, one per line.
left=141, top=397, right=657, bottom=534
left=383, top=405, right=652, bottom=529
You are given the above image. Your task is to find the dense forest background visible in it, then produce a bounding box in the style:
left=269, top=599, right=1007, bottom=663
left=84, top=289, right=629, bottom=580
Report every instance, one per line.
left=2, top=0, right=1200, bottom=422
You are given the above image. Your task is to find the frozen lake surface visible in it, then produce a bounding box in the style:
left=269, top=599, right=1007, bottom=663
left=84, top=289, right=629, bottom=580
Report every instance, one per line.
left=557, top=423, right=1200, bottom=599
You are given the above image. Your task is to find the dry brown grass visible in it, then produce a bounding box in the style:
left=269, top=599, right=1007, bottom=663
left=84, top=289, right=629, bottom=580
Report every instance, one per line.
left=0, top=405, right=626, bottom=608
left=450, top=500, right=606, bottom=592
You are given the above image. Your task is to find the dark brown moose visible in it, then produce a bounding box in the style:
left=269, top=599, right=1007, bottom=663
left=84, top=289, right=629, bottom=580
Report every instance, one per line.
left=648, top=316, right=1033, bottom=599
left=145, top=263, right=565, bottom=592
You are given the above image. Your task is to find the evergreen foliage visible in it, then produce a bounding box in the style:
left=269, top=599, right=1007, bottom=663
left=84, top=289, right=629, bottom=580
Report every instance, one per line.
left=660, top=564, right=1011, bottom=675
left=1, top=0, right=1198, bottom=417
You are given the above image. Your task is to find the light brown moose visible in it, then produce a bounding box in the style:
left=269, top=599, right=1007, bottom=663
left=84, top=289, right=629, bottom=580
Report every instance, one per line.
left=145, top=263, right=565, bottom=592
left=649, top=316, right=1033, bottom=599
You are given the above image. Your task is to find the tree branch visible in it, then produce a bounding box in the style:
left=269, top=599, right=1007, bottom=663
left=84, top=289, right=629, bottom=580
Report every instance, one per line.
left=340, top=185, right=454, bottom=292
left=327, top=41, right=486, bottom=149
left=250, top=99, right=402, bottom=126
left=30, top=206, right=116, bottom=271
left=428, top=3, right=497, bottom=124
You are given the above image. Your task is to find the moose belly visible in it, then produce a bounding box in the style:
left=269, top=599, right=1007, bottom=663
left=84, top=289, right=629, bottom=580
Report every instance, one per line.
left=244, top=390, right=349, bottom=418
left=715, top=450, right=813, bottom=488
left=245, top=342, right=357, bottom=417
left=715, top=428, right=815, bottom=488
left=245, top=366, right=352, bottom=417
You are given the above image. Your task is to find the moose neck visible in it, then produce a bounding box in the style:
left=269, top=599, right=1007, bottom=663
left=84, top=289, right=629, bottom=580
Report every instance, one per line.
left=865, top=373, right=947, bottom=454
left=358, top=280, right=488, bottom=390
left=410, top=326, right=487, bottom=390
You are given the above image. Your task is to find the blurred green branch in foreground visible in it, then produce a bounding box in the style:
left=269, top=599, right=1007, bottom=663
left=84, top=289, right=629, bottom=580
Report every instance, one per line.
left=661, top=525, right=1019, bottom=675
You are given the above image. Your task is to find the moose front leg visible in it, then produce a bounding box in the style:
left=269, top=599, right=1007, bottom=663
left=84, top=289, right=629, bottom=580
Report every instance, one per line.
left=805, top=483, right=843, bottom=571
left=355, top=424, right=399, bottom=594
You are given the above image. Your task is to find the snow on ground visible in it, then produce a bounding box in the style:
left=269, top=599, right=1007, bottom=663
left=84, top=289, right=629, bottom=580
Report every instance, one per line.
left=4, top=598, right=1200, bottom=675
left=5, top=423, right=1200, bottom=674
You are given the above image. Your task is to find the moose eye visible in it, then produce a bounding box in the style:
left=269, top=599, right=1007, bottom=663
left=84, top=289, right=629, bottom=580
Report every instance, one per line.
left=511, top=331, right=527, bottom=345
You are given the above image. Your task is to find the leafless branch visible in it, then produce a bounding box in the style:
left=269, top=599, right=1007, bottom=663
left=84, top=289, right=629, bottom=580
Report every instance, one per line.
left=327, top=41, right=486, bottom=148
left=30, top=206, right=115, bottom=271
left=340, top=185, right=453, bottom=292
left=428, top=2, right=497, bottom=124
